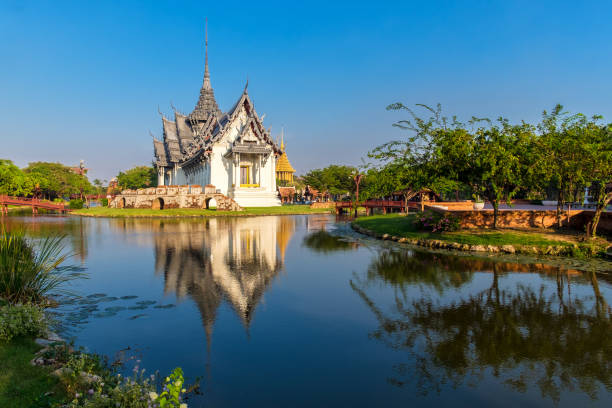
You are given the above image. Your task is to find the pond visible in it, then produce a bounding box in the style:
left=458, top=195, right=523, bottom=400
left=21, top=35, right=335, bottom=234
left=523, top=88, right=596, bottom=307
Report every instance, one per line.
left=3, top=214, right=611, bottom=407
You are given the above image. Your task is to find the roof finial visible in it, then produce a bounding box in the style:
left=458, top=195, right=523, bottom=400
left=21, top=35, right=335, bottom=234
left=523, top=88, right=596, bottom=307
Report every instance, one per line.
left=203, top=18, right=211, bottom=89
left=244, top=76, right=249, bottom=93
left=280, top=127, right=285, bottom=151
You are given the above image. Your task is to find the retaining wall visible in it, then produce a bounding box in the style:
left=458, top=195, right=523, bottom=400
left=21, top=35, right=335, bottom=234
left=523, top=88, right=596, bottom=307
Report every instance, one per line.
left=426, top=206, right=612, bottom=234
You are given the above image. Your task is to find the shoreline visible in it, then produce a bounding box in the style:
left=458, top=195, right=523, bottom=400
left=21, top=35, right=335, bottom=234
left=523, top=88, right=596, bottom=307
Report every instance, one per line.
left=70, top=205, right=333, bottom=218
left=351, top=217, right=610, bottom=260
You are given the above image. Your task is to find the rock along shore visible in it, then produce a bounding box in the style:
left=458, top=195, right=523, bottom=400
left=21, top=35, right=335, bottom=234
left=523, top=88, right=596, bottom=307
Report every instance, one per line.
left=351, top=223, right=584, bottom=257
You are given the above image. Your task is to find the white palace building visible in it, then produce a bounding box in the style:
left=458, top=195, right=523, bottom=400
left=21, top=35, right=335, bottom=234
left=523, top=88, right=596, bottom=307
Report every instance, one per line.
left=152, top=27, right=282, bottom=207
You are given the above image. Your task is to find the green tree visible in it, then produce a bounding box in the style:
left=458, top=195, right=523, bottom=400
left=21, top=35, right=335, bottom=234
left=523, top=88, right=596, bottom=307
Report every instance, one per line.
left=538, top=106, right=593, bottom=227
left=367, top=104, right=460, bottom=211
left=462, top=121, right=532, bottom=228
left=0, top=159, right=33, bottom=196
left=375, top=104, right=527, bottom=226
left=583, top=123, right=612, bottom=237
left=116, top=166, right=157, bottom=190
left=23, top=162, right=94, bottom=199
left=302, top=165, right=356, bottom=198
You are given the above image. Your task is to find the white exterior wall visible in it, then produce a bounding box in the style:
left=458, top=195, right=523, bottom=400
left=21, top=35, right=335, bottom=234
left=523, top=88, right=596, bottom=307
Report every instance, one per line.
left=157, top=103, right=280, bottom=206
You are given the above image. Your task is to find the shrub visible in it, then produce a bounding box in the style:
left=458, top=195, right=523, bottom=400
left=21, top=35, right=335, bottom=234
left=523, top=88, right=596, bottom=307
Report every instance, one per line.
left=0, top=229, right=85, bottom=304
left=69, top=199, right=84, bottom=209
left=100, top=198, right=108, bottom=207
left=414, top=210, right=460, bottom=233
left=0, top=303, right=47, bottom=341
left=63, top=360, right=189, bottom=408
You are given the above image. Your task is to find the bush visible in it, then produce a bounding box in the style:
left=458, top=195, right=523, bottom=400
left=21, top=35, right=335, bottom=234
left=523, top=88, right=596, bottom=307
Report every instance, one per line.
left=0, top=229, right=85, bottom=304
left=63, top=361, right=189, bottom=408
left=69, top=199, right=84, bottom=209
left=100, top=198, right=108, bottom=207
left=0, top=303, right=47, bottom=341
left=414, top=210, right=460, bottom=233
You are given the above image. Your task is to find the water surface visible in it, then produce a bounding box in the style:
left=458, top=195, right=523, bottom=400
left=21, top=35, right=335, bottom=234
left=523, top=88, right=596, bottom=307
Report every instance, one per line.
left=3, top=214, right=611, bottom=407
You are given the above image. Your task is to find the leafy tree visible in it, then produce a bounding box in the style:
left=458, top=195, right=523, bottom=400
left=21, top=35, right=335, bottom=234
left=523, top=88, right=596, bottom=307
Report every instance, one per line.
left=116, top=166, right=157, bottom=190
left=92, top=178, right=106, bottom=195
left=367, top=104, right=460, bottom=211
left=583, top=123, right=612, bottom=237
left=302, top=165, right=356, bottom=197
left=538, top=105, right=593, bottom=227
left=375, top=104, right=527, bottom=226
left=0, top=159, right=33, bottom=196
left=461, top=121, right=532, bottom=228
left=23, top=162, right=94, bottom=200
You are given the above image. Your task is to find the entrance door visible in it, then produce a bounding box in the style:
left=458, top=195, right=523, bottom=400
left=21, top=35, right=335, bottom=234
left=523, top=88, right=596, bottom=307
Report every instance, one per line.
left=240, top=165, right=250, bottom=186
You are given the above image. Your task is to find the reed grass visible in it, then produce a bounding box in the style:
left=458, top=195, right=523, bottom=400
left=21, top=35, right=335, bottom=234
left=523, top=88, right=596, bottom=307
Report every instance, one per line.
left=0, top=228, right=85, bottom=305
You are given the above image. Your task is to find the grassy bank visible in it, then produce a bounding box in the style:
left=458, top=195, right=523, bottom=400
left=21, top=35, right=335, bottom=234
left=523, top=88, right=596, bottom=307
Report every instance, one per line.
left=72, top=205, right=333, bottom=218
left=0, top=338, right=65, bottom=407
left=353, top=214, right=610, bottom=258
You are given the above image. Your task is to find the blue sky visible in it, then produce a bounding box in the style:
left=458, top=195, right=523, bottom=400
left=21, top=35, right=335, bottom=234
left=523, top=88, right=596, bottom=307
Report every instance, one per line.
left=1, top=0, right=611, bottom=182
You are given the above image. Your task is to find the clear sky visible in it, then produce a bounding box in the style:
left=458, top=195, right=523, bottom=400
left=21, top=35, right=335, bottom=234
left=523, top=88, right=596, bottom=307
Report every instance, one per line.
left=1, top=0, right=611, bottom=182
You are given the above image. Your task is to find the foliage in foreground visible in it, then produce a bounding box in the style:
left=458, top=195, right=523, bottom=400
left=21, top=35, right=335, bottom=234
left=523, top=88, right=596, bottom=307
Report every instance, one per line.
left=0, top=303, right=47, bottom=341
left=56, top=349, right=188, bottom=408
left=0, top=229, right=84, bottom=304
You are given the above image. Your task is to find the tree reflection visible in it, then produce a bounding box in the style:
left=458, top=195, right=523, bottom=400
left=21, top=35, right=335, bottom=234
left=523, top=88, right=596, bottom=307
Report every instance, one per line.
left=367, top=250, right=474, bottom=293
left=352, top=249, right=612, bottom=403
left=302, top=230, right=357, bottom=253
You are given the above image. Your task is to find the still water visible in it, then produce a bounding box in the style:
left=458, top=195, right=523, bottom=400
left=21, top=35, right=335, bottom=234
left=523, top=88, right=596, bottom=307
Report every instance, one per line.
left=4, top=214, right=612, bottom=407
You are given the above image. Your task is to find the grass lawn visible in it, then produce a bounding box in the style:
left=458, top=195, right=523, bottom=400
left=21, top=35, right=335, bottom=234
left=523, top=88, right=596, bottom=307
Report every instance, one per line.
left=0, top=337, right=65, bottom=407
left=72, top=204, right=333, bottom=218
left=353, top=214, right=608, bottom=249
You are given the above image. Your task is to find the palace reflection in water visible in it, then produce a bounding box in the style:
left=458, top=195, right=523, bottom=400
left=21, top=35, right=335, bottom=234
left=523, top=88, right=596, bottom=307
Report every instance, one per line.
left=143, top=216, right=300, bottom=343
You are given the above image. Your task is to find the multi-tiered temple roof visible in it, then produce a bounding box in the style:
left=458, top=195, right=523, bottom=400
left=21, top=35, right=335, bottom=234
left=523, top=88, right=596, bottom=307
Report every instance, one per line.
left=153, top=25, right=279, bottom=170
left=275, top=135, right=296, bottom=182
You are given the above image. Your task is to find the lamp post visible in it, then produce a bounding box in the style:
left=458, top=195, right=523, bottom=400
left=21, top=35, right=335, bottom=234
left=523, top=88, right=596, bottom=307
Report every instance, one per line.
left=353, top=173, right=362, bottom=217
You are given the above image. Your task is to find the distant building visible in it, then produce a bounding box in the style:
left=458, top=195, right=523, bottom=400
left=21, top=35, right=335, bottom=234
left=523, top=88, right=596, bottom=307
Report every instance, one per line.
left=152, top=25, right=281, bottom=207
left=70, top=160, right=88, bottom=176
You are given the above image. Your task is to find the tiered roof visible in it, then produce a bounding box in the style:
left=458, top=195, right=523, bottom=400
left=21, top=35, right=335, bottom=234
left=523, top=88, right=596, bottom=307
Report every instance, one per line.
left=152, top=26, right=279, bottom=169
left=190, top=23, right=221, bottom=121
left=275, top=137, right=296, bottom=174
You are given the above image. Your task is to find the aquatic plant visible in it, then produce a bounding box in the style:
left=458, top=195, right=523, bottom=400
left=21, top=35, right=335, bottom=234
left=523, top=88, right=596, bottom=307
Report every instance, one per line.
left=0, top=228, right=85, bottom=305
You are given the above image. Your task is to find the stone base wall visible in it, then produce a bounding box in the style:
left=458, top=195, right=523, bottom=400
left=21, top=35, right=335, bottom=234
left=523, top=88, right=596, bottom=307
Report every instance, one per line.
left=428, top=207, right=612, bottom=234
left=110, top=185, right=242, bottom=211
left=426, top=201, right=474, bottom=211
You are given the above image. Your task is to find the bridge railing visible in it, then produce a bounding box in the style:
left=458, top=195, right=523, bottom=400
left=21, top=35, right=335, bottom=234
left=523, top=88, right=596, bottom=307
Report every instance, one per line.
left=0, top=195, right=68, bottom=211
left=335, top=200, right=407, bottom=208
